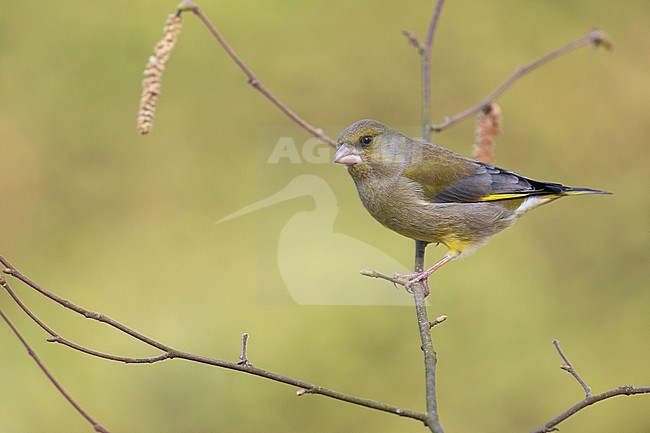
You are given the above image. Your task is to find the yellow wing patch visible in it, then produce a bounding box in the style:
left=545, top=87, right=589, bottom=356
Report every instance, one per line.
left=479, top=193, right=533, bottom=202
left=479, top=192, right=562, bottom=202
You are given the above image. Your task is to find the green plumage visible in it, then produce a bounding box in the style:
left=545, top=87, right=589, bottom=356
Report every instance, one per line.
left=334, top=119, right=609, bottom=262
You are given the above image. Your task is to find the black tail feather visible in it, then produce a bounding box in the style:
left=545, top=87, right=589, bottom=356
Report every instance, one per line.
left=561, top=186, right=612, bottom=196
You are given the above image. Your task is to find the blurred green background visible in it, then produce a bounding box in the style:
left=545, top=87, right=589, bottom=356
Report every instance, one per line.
left=1, top=0, right=648, bottom=432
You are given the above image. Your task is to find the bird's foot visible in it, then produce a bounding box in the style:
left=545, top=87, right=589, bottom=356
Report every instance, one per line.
left=393, top=252, right=459, bottom=297
left=393, top=271, right=432, bottom=297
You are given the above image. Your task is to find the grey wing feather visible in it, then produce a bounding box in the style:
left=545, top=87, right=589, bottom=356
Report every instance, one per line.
left=432, top=164, right=564, bottom=203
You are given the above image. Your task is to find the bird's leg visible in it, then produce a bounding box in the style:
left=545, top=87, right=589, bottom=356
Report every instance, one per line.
left=395, top=248, right=460, bottom=297
left=395, top=240, right=430, bottom=294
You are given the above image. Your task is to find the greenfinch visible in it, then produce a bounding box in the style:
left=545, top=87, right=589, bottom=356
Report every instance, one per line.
left=333, top=119, right=609, bottom=294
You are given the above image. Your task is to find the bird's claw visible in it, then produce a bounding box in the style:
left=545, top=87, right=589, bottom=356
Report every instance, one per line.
left=393, top=272, right=431, bottom=297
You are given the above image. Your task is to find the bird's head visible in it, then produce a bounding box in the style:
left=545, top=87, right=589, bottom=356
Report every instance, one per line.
left=333, top=119, right=407, bottom=179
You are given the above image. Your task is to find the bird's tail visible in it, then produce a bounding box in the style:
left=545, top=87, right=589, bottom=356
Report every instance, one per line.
left=561, top=186, right=611, bottom=196
left=514, top=184, right=610, bottom=216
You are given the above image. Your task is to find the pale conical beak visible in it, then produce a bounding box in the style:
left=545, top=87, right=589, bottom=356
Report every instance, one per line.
left=333, top=144, right=362, bottom=165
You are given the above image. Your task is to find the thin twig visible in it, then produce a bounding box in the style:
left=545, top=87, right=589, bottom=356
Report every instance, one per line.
left=422, top=0, right=445, bottom=142
left=176, top=1, right=336, bottom=147
left=237, top=332, right=251, bottom=366
left=401, top=30, right=424, bottom=53
left=1, top=273, right=172, bottom=364
left=360, top=268, right=408, bottom=287
left=0, top=304, right=111, bottom=433
left=430, top=29, right=610, bottom=132
left=1, top=259, right=174, bottom=353
left=428, top=315, right=447, bottom=329
left=552, top=339, right=592, bottom=398
left=529, top=386, right=650, bottom=433
left=0, top=256, right=427, bottom=425
left=529, top=341, right=650, bottom=432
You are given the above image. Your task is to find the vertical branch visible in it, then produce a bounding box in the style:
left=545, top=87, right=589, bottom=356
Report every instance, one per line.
left=422, top=0, right=445, bottom=142
left=412, top=241, right=444, bottom=433
left=416, top=2, right=446, bottom=432
left=414, top=240, right=427, bottom=274
left=416, top=2, right=446, bottom=431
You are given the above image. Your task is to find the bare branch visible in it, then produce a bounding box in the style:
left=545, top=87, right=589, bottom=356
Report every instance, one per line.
left=431, top=29, right=611, bottom=132
left=552, top=339, right=592, bottom=398
left=1, top=273, right=173, bottom=364
left=0, top=302, right=110, bottom=433
left=1, top=258, right=174, bottom=353
left=416, top=3, right=447, bottom=431
left=529, top=386, right=650, bottom=433
left=527, top=340, right=650, bottom=432
left=175, top=1, right=336, bottom=147
left=422, top=0, right=445, bottom=142
left=408, top=4, right=447, bottom=431
left=0, top=256, right=427, bottom=425
left=413, top=240, right=444, bottom=433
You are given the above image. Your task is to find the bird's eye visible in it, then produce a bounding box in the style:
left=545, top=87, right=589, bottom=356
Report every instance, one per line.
left=360, top=135, right=373, bottom=146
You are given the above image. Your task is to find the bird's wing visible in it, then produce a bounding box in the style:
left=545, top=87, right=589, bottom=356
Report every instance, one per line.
left=433, top=165, right=566, bottom=203
left=403, top=149, right=564, bottom=204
